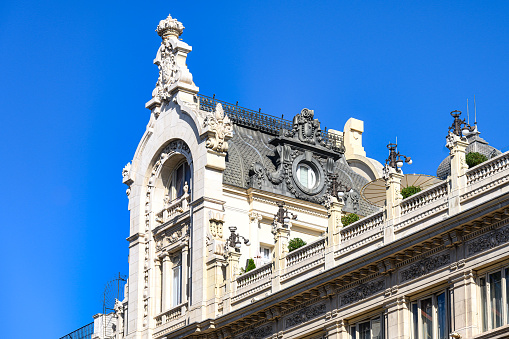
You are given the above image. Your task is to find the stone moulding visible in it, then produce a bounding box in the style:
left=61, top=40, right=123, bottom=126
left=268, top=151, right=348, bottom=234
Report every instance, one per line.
left=339, top=279, right=385, bottom=307
left=400, top=251, right=450, bottom=283
left=285, top=302, right=327, bottom=329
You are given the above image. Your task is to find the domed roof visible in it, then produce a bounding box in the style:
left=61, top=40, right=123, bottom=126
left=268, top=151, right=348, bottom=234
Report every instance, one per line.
left=436, top=127, right=501, bottom=179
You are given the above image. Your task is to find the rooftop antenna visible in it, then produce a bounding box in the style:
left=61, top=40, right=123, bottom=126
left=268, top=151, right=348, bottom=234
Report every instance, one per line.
left=474, top=95, right=477, bottom=125
left=467, top=98, right=469, bottom=125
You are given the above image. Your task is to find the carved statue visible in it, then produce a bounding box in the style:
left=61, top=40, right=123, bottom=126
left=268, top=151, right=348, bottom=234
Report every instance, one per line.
left=204, top=103, right=233, bottom=153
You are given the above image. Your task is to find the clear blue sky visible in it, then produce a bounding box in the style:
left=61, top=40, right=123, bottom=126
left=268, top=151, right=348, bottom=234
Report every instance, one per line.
left=1, top=1, right=508, bottom=338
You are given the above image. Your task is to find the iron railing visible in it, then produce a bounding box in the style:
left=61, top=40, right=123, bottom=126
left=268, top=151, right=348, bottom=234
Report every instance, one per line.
left=197, top=94, right=344, bottom=152
left=59, top=322, right=94, bottom=339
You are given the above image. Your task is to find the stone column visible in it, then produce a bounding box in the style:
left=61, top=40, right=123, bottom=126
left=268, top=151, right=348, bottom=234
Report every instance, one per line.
left=161, top=253, right=170, bottom=311
left=181, top=245, right=189, bottom=304
left=325, top=319, right=348, bottom=339
left=326, top=196, right=344, bottom=270
left=154, top=258, right=162, bottom=314
left=272, top=221, right=291, bottom=292
left=384, top=169, right=404, bottom=243
left=223, top=251, right=241, bottom=313
left=450, top=270, right=479, bottom=338
left=446, top=133, right=469, bottom=215
left=384, top=296, right=410, bottom=339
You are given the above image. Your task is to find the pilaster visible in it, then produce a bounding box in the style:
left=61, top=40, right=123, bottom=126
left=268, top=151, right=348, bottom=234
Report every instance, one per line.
left=446, top=133, right=469, bottom=216
left=450, top=270, right=479, bottom=338
left=326, top=196, right=344, bottom=270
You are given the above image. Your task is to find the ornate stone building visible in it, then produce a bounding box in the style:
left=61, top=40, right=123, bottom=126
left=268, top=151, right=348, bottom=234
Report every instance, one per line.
left=112, top=13, right=509, bottom=339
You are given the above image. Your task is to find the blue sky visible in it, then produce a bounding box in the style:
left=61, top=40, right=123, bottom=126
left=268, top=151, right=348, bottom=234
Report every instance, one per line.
left=1, top=1, right=508, bottom=338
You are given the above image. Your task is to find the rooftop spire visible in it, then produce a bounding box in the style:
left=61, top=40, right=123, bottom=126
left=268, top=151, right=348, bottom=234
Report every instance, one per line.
left=156, top=14, right=184, bottom=38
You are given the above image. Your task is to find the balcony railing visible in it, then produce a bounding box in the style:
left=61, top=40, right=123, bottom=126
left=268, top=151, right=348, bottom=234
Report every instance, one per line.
left=466, top=151, right=509, bottom=185
left=286, top=237, right=326, bottom=268
left=236, top=263, right=272, bottom=290
left=156, top=192, right=190, bottom=224
left=155, top=301, right=188, bottom=327
left=400, top=181, right=448, bottom=216
left=340, top=211, right=384, bottom=243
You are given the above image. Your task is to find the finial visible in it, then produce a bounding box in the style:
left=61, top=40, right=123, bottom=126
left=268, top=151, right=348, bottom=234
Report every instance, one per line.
left=156, top=14, right=185, bottom=38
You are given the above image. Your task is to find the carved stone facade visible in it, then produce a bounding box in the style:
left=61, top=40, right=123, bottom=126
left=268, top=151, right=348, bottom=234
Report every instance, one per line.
left=82, top=12, right=509, bottom=339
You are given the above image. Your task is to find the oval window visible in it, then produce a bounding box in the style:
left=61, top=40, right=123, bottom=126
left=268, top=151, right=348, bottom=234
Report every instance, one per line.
left=296, top=163, right=317, bottom=189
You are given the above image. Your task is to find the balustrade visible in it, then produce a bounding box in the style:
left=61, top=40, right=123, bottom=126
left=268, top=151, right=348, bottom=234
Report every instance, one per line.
left=155, top=302, right=188, bottom=327
left=340, top=211, right=384, bottom=243
left=401, top=182, right=448, bottom=216
left=236, top=263, right=272, bottom=290
left=286, top=238, right=325, bottom=267
left=466, top=152, right=509, bottom=185
left=156, top=193, right=190, bottom=224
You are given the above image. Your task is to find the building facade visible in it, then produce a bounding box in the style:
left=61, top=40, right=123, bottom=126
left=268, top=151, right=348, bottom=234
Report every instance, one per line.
left=113, top=13, right=509, bottom=339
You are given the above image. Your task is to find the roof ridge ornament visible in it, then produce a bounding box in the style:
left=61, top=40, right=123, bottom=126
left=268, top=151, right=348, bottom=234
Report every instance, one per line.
left=156, top=14, right=184, bottom=38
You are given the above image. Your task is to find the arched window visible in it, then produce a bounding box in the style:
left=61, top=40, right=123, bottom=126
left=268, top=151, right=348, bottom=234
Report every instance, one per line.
left=164, top=161, right=191, bottom=202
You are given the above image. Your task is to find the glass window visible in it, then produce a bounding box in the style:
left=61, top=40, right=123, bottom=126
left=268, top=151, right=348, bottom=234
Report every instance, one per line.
left=260, top=246, right=271, bottom=262
left=165, top=161, right=191, bottom=202
left=296, top=163, right=316, bottom=189
left=350, top=315, right=383, bottom=339
left=172, top=254, right=182, bottom=307
left=412, top=291, right=449, bottom=339
left=480, top=268, right=509, bottom=332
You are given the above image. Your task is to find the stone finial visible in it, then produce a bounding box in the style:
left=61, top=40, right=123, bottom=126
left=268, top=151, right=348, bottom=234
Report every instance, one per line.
left=156, top=14, right=184, bottom=38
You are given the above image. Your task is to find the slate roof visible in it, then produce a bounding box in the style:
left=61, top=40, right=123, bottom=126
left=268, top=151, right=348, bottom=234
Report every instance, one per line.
left=224, top=124, right=378, bottom=217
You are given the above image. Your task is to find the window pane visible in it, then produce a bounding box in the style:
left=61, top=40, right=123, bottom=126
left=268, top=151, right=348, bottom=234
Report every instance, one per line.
left=359, top=321, right=371, bottom=339
left=421, top=298, right=433, bottom=339
left=437, top=292, right=447, bottom=339
left=350, top=326, right=357, bottom=339
left=172, top=265, right=182, bottom=307
left=480, top=277, right=488, bottom=331
left=412, top=303, right=418, bottom=339
left=299, top=166, right=308, bottom=187
left=371, top=317, right=381, bottom=339
left=490, top=271, right=503, bottom=328
left=506, top=269, right=509, bottom=325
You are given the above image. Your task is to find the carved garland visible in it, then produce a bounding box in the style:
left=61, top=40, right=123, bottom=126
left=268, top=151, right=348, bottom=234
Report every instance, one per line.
left=339, top=279, right=385, bottom=307
left=285, top=303, right=327, bottom=329
left=143, top=139, right=192, bottom=327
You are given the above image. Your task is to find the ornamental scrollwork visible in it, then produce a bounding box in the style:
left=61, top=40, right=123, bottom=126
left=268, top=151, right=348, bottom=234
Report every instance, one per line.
left=285, top=303, right=326, bottom=329
left=339, top=279, right=385, bottom=307
left=400, top=252, right=450, bottom=282
left=467, top=224, right=509, bottom=256
left=204, top=103, right=233, bottom=153
left=285, top=108, right=325, bottom=146
left=237, top=325, right=273, bottom=339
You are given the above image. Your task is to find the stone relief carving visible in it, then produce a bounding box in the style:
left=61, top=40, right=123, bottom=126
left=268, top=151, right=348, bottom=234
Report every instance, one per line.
left=209, top=211, right=225, bottom=240
left=467, top=224, right=509, bottom=256
left=237, top=325, right=273, bottom=339
left=285, top=108, right=325, bottom=146
left=204, top=103, right=233, bottom=153
left=339, top=279, right=385, bottom=307
left=153, top=37, right=179, bottom=100
left=400, top=252, right=450, bottom=282
left=122, top=162, right=133, bottom=196
left=285, top=303, right=326, bottom=329
left=155, top=222, right=189, bottom=251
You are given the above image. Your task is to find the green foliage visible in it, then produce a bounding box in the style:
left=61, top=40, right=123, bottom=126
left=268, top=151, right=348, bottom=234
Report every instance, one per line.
left=288, top=238, right=307, bottom=252
left=245, top=258, right=256, bottom=273
left=341, top=213, right=360, bottom=227
left=401, top=185, right=422, bottom=199
left=466, top=152, right=488, bottom=168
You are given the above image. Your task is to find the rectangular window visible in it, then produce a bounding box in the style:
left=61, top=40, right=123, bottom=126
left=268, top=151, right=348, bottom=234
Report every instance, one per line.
left=480, top=277, right=488, bottom=331
left=412, top=302, right=418, bottom=339
left=412, top=291, right=449, bottom=339
left=479, top=267, right=509, bottom=332
left=351, top=315, right=383, bottom=339
left=172, top=264, right=181, bottom=306
left=437, top=292, right=447, bottom=339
